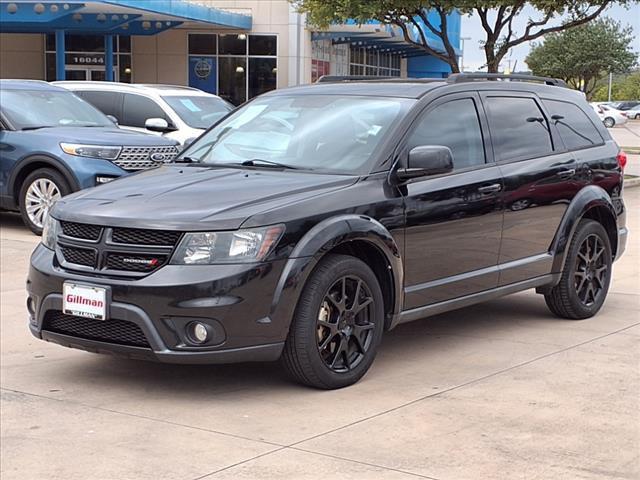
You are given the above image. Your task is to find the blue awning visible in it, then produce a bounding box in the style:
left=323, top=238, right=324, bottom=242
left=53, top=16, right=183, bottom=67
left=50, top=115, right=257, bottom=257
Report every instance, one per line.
left=0, top=0, right=252, bottom=35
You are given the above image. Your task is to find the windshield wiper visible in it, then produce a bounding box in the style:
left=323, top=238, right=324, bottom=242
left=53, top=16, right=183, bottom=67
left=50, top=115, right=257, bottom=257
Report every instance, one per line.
left=21, top=125, right=55, bottom=131
left=241, top=159, right=301, bottom=170
left=174, top=156, right=197, bottom=164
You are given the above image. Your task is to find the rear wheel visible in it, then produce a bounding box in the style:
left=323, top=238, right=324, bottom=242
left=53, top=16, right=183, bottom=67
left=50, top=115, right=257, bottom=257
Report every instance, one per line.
left=545, top=220, right=612, bottom=319
left=603, top=117, right=615, bottom=128
left=281, top=254, right=384, bottom=389
left=19, top=168, right=70, bottom=235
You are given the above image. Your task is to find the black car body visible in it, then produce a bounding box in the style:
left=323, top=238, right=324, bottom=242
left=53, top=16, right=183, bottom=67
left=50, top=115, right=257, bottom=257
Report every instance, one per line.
left=27, top=75, right=628, bottom=388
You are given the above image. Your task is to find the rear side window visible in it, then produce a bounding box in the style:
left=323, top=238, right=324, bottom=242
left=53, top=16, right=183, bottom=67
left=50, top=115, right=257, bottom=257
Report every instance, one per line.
left=543, top=99, right=602, bottom=150
left=484, top=96, right=553, bottom=162
left=408, top=98, right=486, bottom=170
left=122, top=94, right=170, bottom=128
left=77, top=91, right=122, bottom=121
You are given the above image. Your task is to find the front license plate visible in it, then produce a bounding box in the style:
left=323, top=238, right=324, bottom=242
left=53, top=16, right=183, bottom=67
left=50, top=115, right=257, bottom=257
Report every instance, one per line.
left=63, top=283, right=107, bottom=320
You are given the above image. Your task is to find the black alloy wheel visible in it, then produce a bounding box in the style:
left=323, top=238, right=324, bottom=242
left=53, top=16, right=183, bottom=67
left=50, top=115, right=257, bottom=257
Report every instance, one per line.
left=573, top=234, right=608, bottom=307
left=316, top=275, right=375, bottom=372
left=281, top=254, right=384, bottom=389
left=544, top=219, right=612, bottom=319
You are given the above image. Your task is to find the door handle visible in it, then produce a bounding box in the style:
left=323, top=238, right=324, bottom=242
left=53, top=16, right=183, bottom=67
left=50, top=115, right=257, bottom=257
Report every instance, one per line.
left=477, top=183, right=502, bottom=194
left=556, top=168, right=576, bottom=178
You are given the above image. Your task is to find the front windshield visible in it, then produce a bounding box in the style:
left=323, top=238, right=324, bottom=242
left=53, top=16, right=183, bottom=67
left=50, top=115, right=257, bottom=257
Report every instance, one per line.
left=162, top=95, right=234, bottom=129
left=179, top=94, right=411, bottom=174
left=0, top=89, right=113, bottom=129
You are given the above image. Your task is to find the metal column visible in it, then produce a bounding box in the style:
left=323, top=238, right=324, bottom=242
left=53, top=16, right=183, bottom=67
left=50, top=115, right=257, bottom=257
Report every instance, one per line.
left=105, top=35, right=114, bottom=81
left=55, top=30, right=65, bottom=81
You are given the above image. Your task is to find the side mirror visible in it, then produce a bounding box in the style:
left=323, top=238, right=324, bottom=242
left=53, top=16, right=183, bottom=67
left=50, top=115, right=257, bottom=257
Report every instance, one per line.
left=106, top=115, right=119, bottom=125
left=145, top=117, right=171, bottom=133
left=396, top=146, right=454, bottom=182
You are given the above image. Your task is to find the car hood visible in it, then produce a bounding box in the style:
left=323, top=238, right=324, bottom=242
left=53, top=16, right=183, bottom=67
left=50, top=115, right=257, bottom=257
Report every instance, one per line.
left=52, top=165, right=358, bottom=230
left=28, top=126, right=178, bottom=146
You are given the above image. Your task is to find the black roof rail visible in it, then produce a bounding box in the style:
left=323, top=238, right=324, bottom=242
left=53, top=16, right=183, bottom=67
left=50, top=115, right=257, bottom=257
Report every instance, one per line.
left=315, top=75, right=443, bottom=84
left=447, top=73, right=567, bottom=88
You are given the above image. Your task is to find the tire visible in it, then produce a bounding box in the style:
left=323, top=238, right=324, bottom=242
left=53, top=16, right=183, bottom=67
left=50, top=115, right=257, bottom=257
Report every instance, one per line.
left=544, top=219, right=612, bottom=320
left=19, top=168, right=70, bottom=235
left=603, top=117, right=615, bottom=128
left=281, top=254, right=385, bottom=389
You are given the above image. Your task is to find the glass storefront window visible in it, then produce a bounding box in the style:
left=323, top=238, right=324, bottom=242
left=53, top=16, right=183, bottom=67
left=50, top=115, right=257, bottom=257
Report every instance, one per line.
left=249, top=35, right=277, bottom=56
left=189, top=34, right=216, bottom=55
left=218, top=57, right=247, bottom=106
left=249, top=58, right=277, bottom=99
left=119, top=54, right=132, bottom=83
left=119, top=35, right=131, bottom=53
left=219, top=34, right=247, bottom=55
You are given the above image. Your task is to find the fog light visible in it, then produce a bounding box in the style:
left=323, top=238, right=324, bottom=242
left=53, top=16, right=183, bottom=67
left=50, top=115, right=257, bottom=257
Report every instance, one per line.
left=96, top=176, right=116, bottom=185
left=190, top=322, right=209, bottom=344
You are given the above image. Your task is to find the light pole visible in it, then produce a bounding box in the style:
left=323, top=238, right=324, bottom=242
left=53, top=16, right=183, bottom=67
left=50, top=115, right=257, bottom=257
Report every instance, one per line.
left=459, top=36, right=471, bottom=72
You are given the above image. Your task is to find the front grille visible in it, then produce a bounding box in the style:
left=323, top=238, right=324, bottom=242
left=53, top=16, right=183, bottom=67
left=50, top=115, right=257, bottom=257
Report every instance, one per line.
left=114, top=145, right=179, bottom=171
left=106, top=253, right=168, bottom=272
left=61, top=246, right=96, bottom=267
left=61, top=221, right=102, bottom=241
left=112, top=227, right=181, bottom=247
left=43, top=311, right=150, bottom=348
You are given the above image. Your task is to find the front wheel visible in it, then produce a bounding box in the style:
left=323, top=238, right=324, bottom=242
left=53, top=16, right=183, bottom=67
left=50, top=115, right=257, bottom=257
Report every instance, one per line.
left=19, top=168, right=70, bottom=235
left=544, top=220, right=612, bottom=319
left=281, top=254, right=385, bottom=389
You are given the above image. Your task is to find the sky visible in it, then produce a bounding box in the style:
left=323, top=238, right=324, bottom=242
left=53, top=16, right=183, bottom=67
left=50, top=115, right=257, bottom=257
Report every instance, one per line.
left=459, top=3, right=640, bottom=72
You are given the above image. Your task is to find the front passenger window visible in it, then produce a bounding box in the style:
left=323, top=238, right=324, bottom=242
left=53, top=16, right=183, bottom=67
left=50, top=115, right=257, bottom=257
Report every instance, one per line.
left=407, top=98, right=486, bottom=170
left=122, top=94, right=170, bottom=128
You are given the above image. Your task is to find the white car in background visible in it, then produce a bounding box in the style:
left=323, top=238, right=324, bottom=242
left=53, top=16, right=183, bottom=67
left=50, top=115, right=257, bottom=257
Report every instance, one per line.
left=590, top=102, right=628, bottom=128
left=54, top=82, right=234, bottom=145
left=626, top=104, right=640, bottom=120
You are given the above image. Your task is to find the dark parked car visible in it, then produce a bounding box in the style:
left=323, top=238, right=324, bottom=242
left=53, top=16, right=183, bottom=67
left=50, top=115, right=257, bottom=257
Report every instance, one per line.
left=0, top=80, right=179, bottom=234
left=610, top=100, right=639, bottom=111
left=27, top=74, right=628, bottom=389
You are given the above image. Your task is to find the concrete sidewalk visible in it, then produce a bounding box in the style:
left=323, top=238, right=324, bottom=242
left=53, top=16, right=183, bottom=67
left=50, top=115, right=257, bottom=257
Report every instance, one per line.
left=1, top=195, right=639, bottom=480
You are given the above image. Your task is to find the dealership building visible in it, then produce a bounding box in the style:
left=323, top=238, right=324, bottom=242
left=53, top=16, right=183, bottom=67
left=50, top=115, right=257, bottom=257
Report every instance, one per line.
left=0, top=0, right=461, bottom=104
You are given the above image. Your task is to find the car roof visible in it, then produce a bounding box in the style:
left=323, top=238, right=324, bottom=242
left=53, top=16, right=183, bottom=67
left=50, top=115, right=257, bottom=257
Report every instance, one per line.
left=0, top=79, right=66, bottom=92
left=267, top=80, right=446, bottom=99
left=53, top=81, right=210, bottom=96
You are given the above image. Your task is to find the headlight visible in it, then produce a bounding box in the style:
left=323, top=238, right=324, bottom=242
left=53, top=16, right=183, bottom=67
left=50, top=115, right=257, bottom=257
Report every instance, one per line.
left=41, top=214, right=59, bottom=250
left=171, top=225, right=284, bottom=265
left=60, top=143, right=121, bottom=160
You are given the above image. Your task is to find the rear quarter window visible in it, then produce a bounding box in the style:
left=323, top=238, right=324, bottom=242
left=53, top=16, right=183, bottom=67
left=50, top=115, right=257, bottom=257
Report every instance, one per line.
left=484, top=96, right=554, bottom=162
left=77, top=91, right=122, bottom=121
left=542, top=99, right=603, bottom=150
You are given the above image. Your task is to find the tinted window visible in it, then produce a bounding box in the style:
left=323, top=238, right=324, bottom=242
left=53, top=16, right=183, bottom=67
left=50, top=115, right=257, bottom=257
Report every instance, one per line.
left=77, top=91, right=122, bottom=121
left=219, top=34, right=246, bottom=55
left=408, top=98, right=485, bottom=169
left=543, top=99, right=602, bottom=150
left=189, top=34, right=216, bottom=55
left=121, top=94, right=170, bottom=128
left=249, top=58, right=277, bottom=98
left=249, top=35, right=277, bottom=56
left=485, top=96, right=553, bottom=161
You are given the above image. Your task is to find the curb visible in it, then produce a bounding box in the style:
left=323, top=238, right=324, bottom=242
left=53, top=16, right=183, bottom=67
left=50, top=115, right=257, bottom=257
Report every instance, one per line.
left=625, top=176, right=640, bottom=188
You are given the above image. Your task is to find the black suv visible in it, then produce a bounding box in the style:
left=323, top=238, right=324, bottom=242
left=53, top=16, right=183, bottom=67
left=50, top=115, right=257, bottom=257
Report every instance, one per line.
left=27, top=74, right=628, bottom=389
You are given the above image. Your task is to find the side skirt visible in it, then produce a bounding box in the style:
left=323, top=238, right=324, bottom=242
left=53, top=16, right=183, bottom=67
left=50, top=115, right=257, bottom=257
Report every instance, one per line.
left=393, top=274, right=560, bottom=327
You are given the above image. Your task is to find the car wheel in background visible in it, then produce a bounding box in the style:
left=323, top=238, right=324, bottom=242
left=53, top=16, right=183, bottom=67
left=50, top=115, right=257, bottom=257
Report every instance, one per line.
left=544, top=219, right=612, bottom=320
left=19, top=168, right=70, bottom=235
left=281, top=254, right=385, bottom=389
left=603, top=117, right=615, bottom=128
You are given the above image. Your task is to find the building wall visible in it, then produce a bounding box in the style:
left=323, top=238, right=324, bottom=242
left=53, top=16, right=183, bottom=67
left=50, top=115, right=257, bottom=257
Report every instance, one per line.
left=0, top=33, right=44, bottom=79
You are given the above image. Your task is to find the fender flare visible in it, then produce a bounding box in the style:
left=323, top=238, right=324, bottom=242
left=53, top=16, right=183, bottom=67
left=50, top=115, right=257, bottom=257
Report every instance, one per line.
left=269, top=215, right=403, bottom=337
left=549, top=185, right=618, bottom=273
left=8, top=154, right=80, bottom=202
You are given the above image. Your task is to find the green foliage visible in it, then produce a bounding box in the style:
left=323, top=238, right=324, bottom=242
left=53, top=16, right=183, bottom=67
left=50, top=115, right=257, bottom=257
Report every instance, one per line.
left=592, top=72, right=640, bottom=101
left=290, top=0, right=628, bottom=73
left=526, top=18, right=637, bottom=98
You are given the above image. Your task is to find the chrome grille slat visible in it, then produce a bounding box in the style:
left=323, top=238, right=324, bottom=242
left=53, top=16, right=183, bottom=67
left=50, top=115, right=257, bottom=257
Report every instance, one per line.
left=114, top=145, right=179, bottom=171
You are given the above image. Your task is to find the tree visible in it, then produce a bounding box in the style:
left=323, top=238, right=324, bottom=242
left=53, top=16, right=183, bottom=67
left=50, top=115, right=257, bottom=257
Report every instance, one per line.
left=526, top=18, right=637, bottom=98
left=592, top=71, right=640, bottom=101
left=290, top=1, right=629, bottom=73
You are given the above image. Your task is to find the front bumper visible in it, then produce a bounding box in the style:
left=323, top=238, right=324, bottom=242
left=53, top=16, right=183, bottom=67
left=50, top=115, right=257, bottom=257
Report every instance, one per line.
left=27, top=244, right=289, bottom=364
